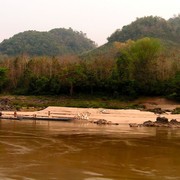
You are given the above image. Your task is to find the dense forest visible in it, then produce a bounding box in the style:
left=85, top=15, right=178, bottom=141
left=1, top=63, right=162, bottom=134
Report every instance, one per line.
left=0, top=37, right=179, bottom=100
left=0, top=28, right=96, bottom=56
left=108, top=15, right=180, bottom=45
left=0, top=15, right=179, bottom=101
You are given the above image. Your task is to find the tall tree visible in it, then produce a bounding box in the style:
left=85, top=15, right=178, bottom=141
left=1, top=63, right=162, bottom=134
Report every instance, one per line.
left=0, top=67, right=7, bottom=92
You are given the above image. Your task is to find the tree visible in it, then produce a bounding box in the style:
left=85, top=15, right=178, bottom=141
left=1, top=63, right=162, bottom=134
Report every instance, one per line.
left=0, top=67, right=7, bottom=92
left=28, top=76, right=50, bottom=95
left=167, top=72, right=180, bottom=101
left=60, top=62, right=86, bottom=96
left=132, top=38, right=162, bottom=94
left=116, top=38, right=163, bottom=95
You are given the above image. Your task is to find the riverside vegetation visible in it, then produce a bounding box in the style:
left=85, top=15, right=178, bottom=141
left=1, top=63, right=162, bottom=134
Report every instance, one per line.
left=0, top=16, right=179, bottom=105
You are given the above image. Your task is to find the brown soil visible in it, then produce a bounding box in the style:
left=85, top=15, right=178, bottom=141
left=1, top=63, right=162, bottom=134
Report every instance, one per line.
left=135, top=97, right=180, bottom=110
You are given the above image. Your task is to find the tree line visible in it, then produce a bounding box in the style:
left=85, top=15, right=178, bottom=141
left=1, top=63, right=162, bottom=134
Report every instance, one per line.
left=0, top=38, right=179, bottom=100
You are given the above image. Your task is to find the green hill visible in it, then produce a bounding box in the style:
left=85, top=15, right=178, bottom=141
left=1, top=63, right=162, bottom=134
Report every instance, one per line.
left=81, top=15, right=180, bottom=63
left=80, top=41, right=125, bottom=61
left=108, top=15, right=180, bottom=45
left=0, top=28, right=96, bottom=56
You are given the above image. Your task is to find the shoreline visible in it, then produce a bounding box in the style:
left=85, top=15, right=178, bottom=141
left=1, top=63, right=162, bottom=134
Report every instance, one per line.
left=1, top=106, right=180, bottom=125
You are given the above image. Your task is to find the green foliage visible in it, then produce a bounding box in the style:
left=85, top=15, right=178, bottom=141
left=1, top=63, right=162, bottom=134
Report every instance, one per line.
left=49, top=28, right=96, bottom=54
left=48, top=77, right=61, bottom=94
left=0, top=25, right=179, bottom=101
left=0, top=67, right=7, bottom=91
left=172, top=108, right=180, bottom=114
left=167, top=72, right=180, bottom=101
left=130, top=38, right=162, bottom=60
left=116, top=38, right=163, bottom=95
left=28, top=76, right=50, bottom=95
left=108, top=15, right=180, bottom=45
left=0, top=28, right=96, bottom=56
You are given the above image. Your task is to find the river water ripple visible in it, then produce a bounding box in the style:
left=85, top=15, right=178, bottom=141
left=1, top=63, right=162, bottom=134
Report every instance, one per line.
left=0, top=120, right=180, bottom=180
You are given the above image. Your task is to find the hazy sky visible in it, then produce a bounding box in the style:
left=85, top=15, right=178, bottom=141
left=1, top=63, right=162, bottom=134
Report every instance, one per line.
left=0, top=0, right=179, bottom=46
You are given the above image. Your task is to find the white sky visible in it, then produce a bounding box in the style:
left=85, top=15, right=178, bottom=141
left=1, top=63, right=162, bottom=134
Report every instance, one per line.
left=0, top=0, right=179, bottom=46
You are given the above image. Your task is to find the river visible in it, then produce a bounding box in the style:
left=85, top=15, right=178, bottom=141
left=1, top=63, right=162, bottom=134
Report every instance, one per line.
left=0, top=119, right=180, bottom=180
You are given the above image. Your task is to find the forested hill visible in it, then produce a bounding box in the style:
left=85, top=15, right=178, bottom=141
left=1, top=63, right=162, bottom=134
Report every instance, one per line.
left=0, top=28, right=96, bottom=56
left=108, top=15, right=180, bottom=44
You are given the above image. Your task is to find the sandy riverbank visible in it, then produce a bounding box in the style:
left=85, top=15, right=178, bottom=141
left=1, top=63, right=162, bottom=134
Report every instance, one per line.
left=1, top=106, right=180, bottom=124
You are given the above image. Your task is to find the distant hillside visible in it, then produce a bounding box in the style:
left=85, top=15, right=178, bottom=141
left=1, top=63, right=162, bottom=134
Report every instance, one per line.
left=80, top=41, right=125, bottom=61
left=81, top=15, right=180, bottom=63
left=0, top=28, right=96, bottom=56
left=108, top=15, right=180, bottom=45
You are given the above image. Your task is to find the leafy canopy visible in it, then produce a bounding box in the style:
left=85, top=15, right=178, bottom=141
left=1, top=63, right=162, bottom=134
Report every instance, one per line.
left=108, top=15, right=180, bottom=45
left=0, top=28, right=96, bottom=56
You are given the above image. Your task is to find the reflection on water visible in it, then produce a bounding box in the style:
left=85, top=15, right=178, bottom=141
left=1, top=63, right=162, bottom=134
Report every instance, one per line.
left=0, top=119, right=180, bottom=180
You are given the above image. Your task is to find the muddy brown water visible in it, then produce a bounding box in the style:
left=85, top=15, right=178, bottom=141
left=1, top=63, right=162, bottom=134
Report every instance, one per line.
left=0, top=120, right=180, bottom=180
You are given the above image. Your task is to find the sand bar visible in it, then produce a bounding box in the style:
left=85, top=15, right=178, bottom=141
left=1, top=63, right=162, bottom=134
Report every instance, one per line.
left=1, top=106, right=180, bottom=124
